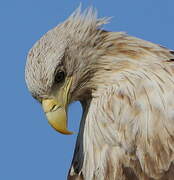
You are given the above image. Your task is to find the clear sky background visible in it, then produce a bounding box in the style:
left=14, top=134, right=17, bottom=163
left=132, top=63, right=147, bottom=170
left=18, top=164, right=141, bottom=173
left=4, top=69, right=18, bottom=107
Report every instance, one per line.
left=0, top=0, right=174, bottom=179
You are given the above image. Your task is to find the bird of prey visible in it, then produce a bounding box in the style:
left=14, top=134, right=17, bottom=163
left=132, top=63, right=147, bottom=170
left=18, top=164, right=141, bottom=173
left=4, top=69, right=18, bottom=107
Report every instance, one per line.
left=25, top=7, right=174, bottom=180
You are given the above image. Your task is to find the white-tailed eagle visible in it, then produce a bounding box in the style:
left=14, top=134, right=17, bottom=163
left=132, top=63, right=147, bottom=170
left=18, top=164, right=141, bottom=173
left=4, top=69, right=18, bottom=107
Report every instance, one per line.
left=25, top=7, right=174, bottom=180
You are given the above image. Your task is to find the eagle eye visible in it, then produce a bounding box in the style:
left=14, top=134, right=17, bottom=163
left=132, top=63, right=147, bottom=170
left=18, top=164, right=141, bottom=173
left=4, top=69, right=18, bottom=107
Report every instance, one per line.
left=55, top=71, right=65, bottom=83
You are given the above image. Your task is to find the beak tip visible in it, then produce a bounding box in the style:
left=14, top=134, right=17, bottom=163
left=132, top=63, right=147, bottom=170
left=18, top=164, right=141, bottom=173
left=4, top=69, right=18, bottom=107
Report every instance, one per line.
left=48, top=121, right=73, bottom=135
left=56, top=129, right=74, bottom=135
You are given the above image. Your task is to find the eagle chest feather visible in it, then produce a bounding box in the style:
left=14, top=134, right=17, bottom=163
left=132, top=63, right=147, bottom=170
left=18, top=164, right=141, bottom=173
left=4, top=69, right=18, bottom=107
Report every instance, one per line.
left=68, top=61, right=174, bottom=180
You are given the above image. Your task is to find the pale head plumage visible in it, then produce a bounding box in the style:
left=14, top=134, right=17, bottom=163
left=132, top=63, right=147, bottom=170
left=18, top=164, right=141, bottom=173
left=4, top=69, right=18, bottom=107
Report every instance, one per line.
left=25, top=7, right=110, bottom=100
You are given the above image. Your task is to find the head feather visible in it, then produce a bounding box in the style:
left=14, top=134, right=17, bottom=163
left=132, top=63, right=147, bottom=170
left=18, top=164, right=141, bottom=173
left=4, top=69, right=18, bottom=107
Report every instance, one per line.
left=25, top=6, right=110, bottom=98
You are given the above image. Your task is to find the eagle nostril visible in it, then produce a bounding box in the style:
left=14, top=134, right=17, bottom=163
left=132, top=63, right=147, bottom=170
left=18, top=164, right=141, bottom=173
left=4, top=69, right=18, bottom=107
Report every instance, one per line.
left=51, top=105, right=60, bottom=112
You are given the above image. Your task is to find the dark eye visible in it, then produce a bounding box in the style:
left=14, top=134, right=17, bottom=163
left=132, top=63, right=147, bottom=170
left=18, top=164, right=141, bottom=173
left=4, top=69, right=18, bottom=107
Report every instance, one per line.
left=55, top=71, right=65, bottom=83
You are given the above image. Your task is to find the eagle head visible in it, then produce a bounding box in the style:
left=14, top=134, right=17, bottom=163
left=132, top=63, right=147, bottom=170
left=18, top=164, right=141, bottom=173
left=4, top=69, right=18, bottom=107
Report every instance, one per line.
left=25, top=7, right=110, bottom=134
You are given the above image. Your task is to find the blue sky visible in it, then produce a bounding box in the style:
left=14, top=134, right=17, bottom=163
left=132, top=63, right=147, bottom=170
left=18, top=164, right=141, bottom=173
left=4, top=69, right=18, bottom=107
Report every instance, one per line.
left=0, top=0, right=174, bottom=179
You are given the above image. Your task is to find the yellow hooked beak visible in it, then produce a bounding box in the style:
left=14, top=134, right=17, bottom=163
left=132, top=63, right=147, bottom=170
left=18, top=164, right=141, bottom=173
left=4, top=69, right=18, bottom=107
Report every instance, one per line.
left=42, top=77, right=73, bottom=135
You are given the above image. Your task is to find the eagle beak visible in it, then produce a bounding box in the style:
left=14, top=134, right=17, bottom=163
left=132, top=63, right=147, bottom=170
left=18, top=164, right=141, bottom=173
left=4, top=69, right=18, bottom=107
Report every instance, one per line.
left=42, top=77, right=73, bottom=135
